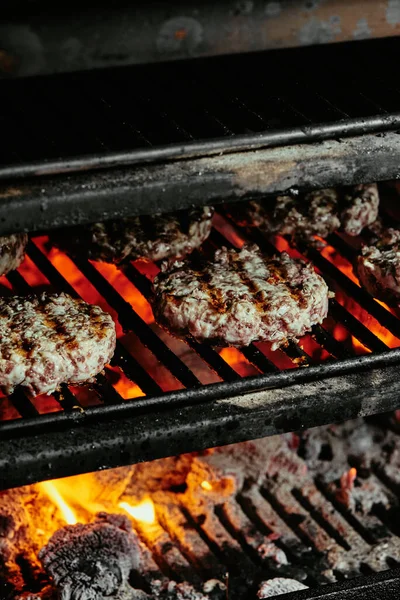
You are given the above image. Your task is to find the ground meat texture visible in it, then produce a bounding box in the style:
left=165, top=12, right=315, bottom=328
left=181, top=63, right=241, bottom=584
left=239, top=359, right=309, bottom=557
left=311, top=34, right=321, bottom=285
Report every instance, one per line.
left=227, top=189, right=340, bottom=245
left=227, top=184, right=379, bottom=243
left=0, top=233, right=28, bottom=276
left=55, top=207, right=214, bottom=265
left=0, top=293, right=116, bottom=396
left=151, top=245, right=330, bottom=349
left=340, top=183, right=379, bottom=236
left=356, top=231, right=400, bottom=305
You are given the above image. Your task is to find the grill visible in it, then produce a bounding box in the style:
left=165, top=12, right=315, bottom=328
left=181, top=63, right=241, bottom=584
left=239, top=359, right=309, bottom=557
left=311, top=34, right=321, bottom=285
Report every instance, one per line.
left=2, top=37, right=400, bottom=234
left=4, top=414, right=400, bottom=599
left=2, top=182, right=400, bottom=489
left=2, top=17, right=400, bottom=600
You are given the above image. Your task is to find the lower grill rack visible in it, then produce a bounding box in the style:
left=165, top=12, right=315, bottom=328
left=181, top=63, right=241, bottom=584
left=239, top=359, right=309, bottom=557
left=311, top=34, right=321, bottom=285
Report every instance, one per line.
left=2, top=184, right=400, bottom=487
left=4, top=416, right=400, bottom=599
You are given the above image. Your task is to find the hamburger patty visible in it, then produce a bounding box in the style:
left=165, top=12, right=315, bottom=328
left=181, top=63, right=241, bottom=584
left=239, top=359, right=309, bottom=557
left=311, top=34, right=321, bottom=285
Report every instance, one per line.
left=55, top=207, right=214, bottom=265
left=0, top=233, right=28, bottom=276
left=356, top=227, right=400, bottom=305
left=228, top=183, right=379, bottom=244
left=340, top=183, right=380, bottom=236
left=0, top=293, right=116, bottom=396
left=151, top=245, right=330, bottom=348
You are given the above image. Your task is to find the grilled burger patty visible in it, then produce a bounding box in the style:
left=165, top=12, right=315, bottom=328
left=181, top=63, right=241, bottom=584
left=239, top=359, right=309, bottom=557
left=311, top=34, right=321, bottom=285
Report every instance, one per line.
left=356, top=228, right=400, bottom=305
left=55, top=207, right=214, bottom=264
left=0, top=293, right=116, bottom=396
left=0, top=233, right=28, bottom=276
left=151, top=245, right=330, bottom=348
left=340, top=183, right=380, bottom=236
left=228, top=184, right=379, bottom=244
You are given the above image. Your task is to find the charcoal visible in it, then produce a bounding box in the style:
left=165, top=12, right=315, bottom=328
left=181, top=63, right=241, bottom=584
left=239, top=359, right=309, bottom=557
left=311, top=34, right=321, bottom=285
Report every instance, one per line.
left=39, top=513, right=143, bottom=600
left=257, top=577, right=308, bottom=598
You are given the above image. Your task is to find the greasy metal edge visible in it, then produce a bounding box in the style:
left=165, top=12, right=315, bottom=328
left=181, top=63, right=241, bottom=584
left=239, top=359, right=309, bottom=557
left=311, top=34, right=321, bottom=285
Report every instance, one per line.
left=2, top=347, right=400, bottom=438
left=1, top=353, right=400, bottom=489
left=1, top=131, right=400, bottom=235
left=1, top=114, right=400, bottom=180
left=294, top=568, right=400, bottom=599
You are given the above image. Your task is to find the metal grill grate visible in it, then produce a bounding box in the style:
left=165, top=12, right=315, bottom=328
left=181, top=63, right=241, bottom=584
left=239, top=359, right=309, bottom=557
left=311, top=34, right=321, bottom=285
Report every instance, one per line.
left=5, top=414, right=400, bottom=600
left=2, top=37, right=400, bottom=178
left=2, top=183, right=400, bottom=487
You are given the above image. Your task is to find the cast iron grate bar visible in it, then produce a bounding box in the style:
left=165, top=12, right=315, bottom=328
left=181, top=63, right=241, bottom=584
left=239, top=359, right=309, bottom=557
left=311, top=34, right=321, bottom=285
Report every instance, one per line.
left=239, top=345, right=278, bottom=374
left=303, top=239, right=400, bottom=341
left=123, top=263, right=241, bottom=382
left=311, top=324, right=352, bottom=360
left=67, top=255, right=201, bottom=388
left=9, top=390, right=39, bottom=419
left=110, top=343, right=163, bottom=397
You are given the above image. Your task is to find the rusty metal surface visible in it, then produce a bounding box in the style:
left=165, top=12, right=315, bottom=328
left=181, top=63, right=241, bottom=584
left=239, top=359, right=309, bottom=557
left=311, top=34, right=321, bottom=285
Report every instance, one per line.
left=1, top=0, right=400, bottom=77
left=0, top=131, right=399, bottom=235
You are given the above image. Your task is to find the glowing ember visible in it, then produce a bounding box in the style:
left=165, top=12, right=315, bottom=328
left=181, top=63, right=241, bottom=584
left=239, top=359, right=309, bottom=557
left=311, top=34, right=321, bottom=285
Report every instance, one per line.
left=119, top=498, right=155, bottom=524
left=340, top=467, right=357, bottom=491
left=201, top=480, right=213, bottom=491
left=38, top=481, right=77, bottom=525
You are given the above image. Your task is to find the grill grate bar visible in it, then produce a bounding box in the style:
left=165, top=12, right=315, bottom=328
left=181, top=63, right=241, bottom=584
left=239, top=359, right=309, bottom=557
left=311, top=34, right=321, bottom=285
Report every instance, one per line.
left=236, top=223, right=391, bottom=354
left=240, top=345, right=279, bottom=373
left=327, top=298, right=389, bottom=354
left=9, top=390, right=39, bottom=419
left=305, top=239, right=400, bottom=342
left=68, top=256, right=201, bottom=388
left=110, top=343, right=163, bottom=396
left=312, top=324, right=352, bottom=360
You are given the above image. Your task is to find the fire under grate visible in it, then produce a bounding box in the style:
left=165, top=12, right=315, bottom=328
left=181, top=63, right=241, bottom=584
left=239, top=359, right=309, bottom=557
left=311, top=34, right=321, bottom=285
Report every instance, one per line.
left=2, top=183, right=400, bottom=488
left=4, top=415, right=400, bottom=599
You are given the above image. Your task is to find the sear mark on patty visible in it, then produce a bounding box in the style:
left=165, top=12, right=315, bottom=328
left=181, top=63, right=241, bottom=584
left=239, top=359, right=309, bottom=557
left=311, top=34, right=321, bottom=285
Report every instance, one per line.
left=0, top=292, right=116, bottom=396
left=151, top=244, right=331, bottom=349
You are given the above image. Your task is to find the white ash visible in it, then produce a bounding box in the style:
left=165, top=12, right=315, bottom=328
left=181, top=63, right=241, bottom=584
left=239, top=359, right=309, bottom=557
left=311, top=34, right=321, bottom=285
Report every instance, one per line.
left=39, top=513, right=224, bottom=600
left=257, top=577, right=308, bottom=598
left=39, top=513, right=143, bottom=600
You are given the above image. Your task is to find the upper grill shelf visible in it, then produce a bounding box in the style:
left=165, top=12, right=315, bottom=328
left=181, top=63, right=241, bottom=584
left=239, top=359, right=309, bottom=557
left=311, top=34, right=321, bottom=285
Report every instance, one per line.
left=2, top=36, right=400, bottom=178
left=2, top=37, right=400, bottom=235
left=2, top=184, right=400, bottom=488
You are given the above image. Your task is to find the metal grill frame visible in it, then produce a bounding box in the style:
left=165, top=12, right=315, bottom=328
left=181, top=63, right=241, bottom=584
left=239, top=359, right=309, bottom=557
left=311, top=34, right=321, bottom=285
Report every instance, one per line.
left=4, top=37, right=400, bottom=488
left=2, top=37, right=400, bottom=235
left=3, top=212, right=400, bottom=489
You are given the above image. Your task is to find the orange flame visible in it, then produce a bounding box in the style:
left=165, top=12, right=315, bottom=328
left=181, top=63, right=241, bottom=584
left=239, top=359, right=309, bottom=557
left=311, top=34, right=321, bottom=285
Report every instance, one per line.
left=201, top=481, right=213, bottom=491
left=119, top=498, right=156, bottom=524
left=38, top=481, right=77, bottom=525
left=340, top=467, right=357, bottom=491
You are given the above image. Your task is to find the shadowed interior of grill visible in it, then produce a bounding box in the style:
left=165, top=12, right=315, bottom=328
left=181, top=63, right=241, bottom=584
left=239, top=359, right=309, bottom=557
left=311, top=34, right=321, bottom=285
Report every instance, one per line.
left=2, top=181, right=400, bottom=487
left=2, top=412, right=400, bottom=599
